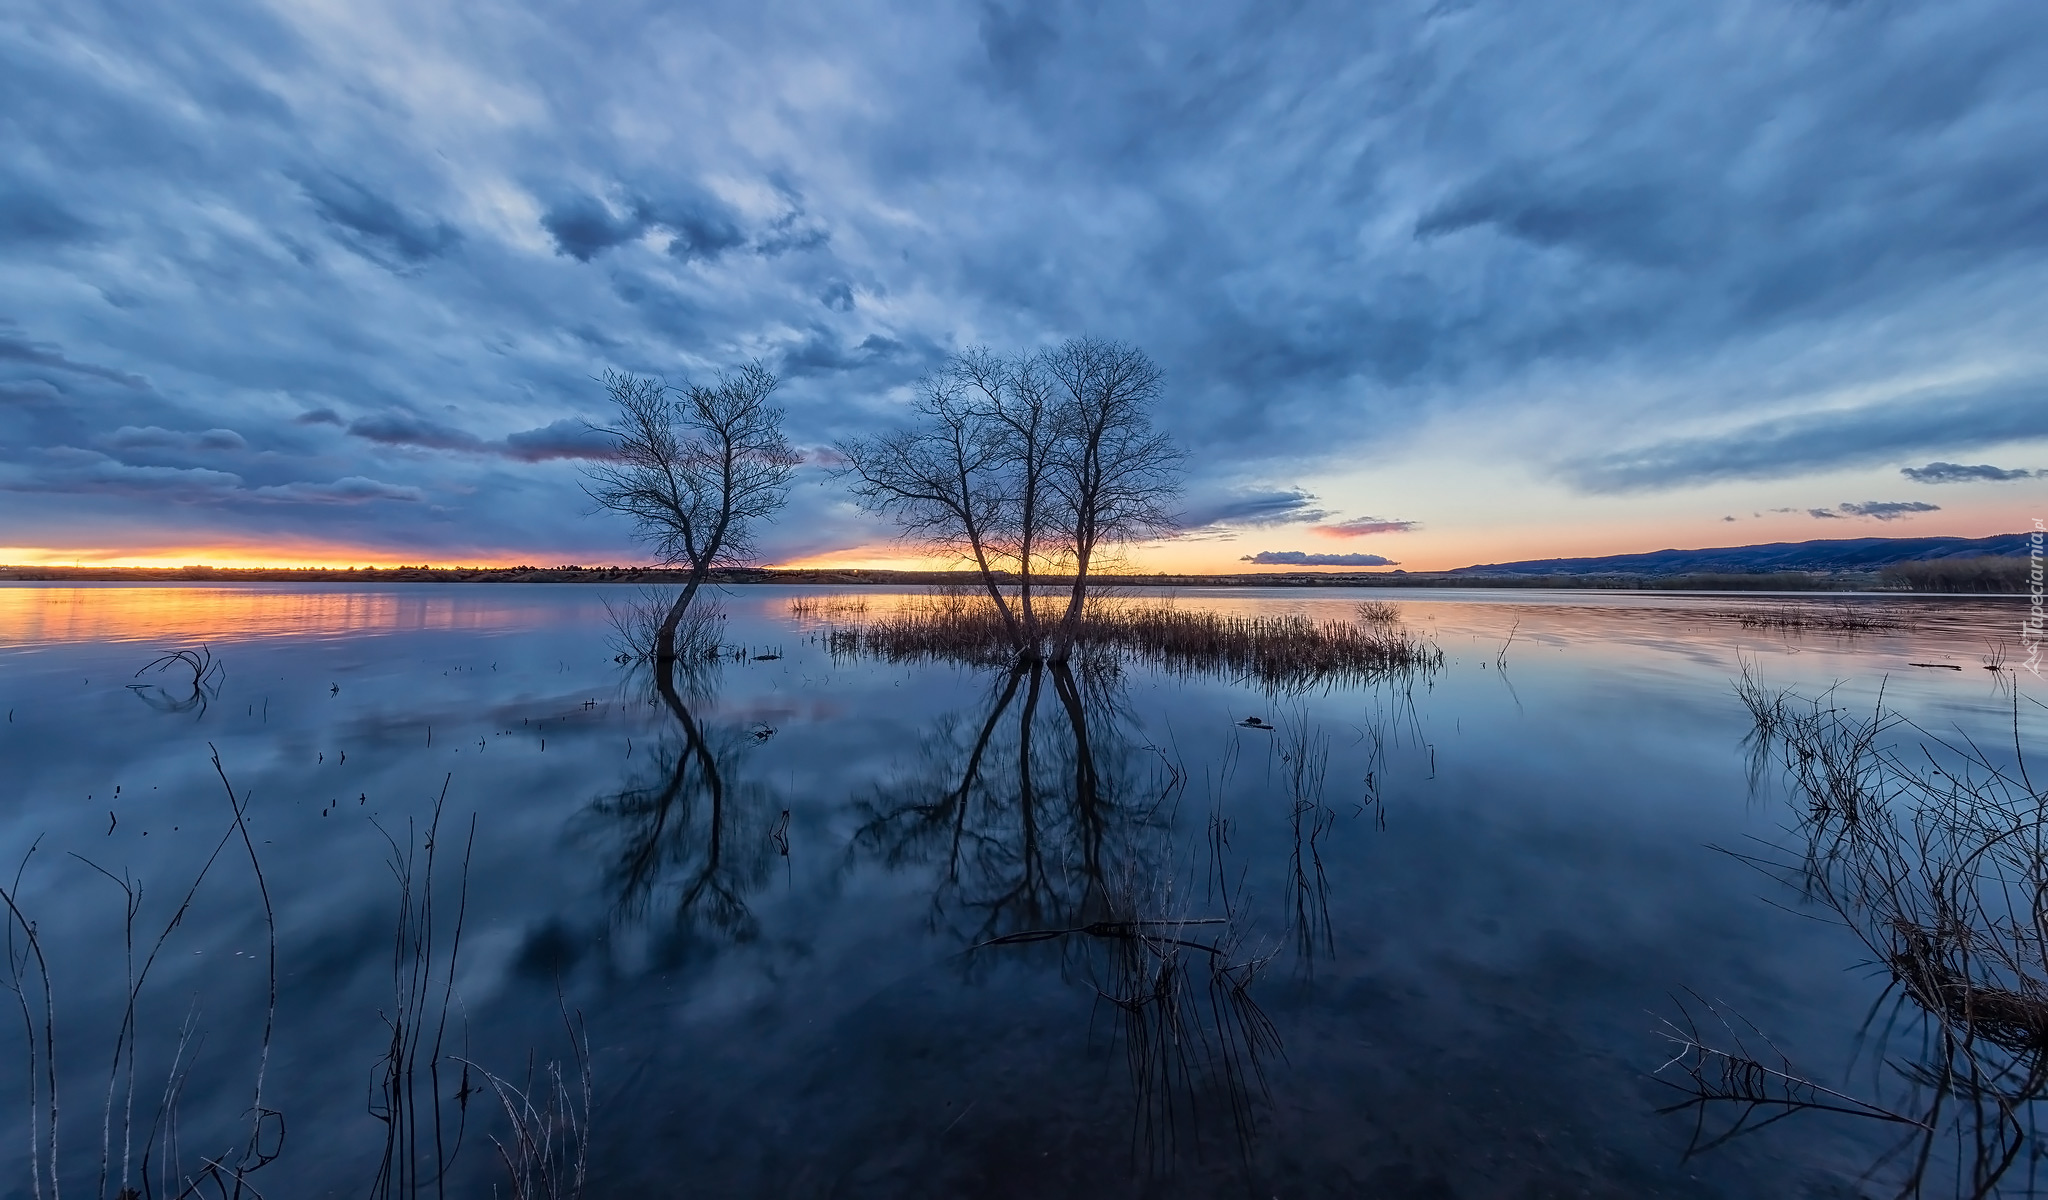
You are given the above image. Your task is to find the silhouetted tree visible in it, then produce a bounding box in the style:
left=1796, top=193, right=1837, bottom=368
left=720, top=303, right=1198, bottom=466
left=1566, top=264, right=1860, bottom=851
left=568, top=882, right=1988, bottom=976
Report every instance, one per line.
left=837, top=338, right=1181, bottom=659
left=836, top=362, right=1026, bottom=646
left=1043, top=338, right=1182, bottom=656
left=585, top=363, right=798, bottom=664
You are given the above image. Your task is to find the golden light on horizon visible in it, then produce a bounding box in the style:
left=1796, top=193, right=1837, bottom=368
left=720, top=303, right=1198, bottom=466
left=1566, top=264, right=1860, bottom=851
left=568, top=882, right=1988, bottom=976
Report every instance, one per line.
left=0, top=545, right=582, bottom=570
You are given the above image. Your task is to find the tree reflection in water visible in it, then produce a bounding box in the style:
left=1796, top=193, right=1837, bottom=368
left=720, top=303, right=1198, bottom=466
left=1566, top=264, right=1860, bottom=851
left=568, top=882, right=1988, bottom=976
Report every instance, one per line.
left=852, top=658, right=1283, bottom=1169
left=587, top=660, right=780, bottom=942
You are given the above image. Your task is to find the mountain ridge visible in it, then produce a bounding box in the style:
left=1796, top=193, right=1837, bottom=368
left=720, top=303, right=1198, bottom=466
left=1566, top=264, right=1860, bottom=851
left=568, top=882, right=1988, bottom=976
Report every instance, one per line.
left=1451, top=531, right=2033, bottom=576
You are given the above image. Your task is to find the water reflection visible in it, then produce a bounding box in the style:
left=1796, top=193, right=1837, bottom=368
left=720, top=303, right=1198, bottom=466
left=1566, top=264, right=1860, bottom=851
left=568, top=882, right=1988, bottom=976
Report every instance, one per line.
left=589, top=663, right=782, bottom=941
left=1667, top=686, right=2048, bottom=1197
left=850, top=658, right=1282, bottom=1167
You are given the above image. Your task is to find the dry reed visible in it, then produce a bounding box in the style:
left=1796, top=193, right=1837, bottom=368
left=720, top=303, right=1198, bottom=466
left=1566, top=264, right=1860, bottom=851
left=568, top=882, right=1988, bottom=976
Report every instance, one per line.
left=1723, top=603, right=1904, bottom=633
left=827, top=596, right=1443, bottom=688
left=1662, top=684, right=2048, bottom=1196
left=784, top=594, right=871, bottom=620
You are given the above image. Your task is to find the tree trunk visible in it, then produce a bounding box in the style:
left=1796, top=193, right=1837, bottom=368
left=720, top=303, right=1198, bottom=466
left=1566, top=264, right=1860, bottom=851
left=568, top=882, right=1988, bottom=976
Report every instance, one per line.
left=653, top=565, right=711, bottom=663
left=1051, top=536, right=1093, bottom=661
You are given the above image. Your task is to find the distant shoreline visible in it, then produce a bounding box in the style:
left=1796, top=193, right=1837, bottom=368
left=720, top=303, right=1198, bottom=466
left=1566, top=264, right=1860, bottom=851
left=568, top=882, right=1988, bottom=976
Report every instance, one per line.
left=0, top=564, right=2026, bottom=595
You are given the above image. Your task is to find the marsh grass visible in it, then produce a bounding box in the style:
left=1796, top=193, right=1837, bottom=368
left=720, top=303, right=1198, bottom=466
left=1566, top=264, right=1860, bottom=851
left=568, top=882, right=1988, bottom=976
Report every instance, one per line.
left=827, top=595, right=1443, bottom=688
left=454, top=1006, right=590, bottom=1200
left=368, top=777, right=478, bottom=1200
left=1723, top=603, right=1905, bottom=633
left=1353, top=599, right=1403, bottom=626
left=784, top=594, right=871, bottom=620
left=5, top=761, right=595, bottom=1198
left=0, top=746, right=279, bottom=1200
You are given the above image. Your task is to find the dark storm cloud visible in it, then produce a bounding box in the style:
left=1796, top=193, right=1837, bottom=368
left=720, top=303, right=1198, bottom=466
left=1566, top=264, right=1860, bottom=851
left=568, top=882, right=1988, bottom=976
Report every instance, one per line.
left=501, top=419, right=617, bottom=462
left=299, top=174, right=461, bottom=267
left=539, top=190, right=746, bottom=263
left=1903, top=461, right=2038, bottom=483
left=2, top=0, right=2045, bottom=560
left=1240, top=551, right=1397, bottom=567
left=348, top=412, right=615, bottom=462
left=347, top=413, right=490, bottom=454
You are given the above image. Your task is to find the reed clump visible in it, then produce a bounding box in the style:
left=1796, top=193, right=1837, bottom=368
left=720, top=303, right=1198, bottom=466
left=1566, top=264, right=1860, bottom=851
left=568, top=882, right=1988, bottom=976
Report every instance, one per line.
left=827, top=596, right=1443, bottom=686
left=784, top=593, right=872, bottom=620
left=1725, top=603, right=1903, bottom=632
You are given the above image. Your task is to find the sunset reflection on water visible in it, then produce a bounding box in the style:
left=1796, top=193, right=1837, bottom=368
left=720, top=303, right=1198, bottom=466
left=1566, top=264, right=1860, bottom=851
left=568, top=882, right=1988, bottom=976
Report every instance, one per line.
left=0, top=584, right=567, bottom=646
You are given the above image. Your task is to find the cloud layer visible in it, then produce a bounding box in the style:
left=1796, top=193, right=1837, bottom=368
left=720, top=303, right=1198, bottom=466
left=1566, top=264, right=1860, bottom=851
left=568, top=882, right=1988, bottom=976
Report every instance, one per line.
left=1241, top=551, right=1397, bottom=568
left=2, top=0, right=2045, bottom=562
left=1902, top=461, right=2038, bottom=483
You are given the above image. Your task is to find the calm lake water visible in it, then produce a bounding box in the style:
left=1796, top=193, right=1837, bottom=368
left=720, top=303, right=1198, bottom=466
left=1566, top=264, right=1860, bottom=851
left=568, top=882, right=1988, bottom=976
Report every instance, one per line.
left=0, top=583, right=2039, bottom=1198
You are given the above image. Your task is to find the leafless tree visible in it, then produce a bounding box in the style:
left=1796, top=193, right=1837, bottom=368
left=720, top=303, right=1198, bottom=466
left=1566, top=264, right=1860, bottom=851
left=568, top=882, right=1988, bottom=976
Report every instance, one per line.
left=1043, top=338, right=1181, bottom=656
left=837, top=339, right=1181, bottom=659
left=960, top=348, right=1062, bottom=644
left=584, top=363, right=798, bottom=664
left=836, top=364, right=1026, bottom=646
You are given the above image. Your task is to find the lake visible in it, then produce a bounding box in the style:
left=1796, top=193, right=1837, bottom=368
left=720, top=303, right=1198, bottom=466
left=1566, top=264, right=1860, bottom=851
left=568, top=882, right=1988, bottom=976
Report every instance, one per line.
left=0, top=583, right=2038, bottom=1197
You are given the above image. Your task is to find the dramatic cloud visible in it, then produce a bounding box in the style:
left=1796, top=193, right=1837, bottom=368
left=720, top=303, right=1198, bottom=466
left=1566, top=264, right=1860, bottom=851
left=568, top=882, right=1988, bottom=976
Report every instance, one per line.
left=299, top=173, right=461, bottom=268
left=501, top=419, right=618, bottom=462
left=539, top=190, right=746, bottom=264
left=1, top=0, right=2044, bottom=561
left=1178, top=489, right=1327, bottom=531
left=1568, top=378, right=2048, bottom=492
left=1902, top=461, right=2038, bottom=483
left=347, top=414, right=490, bottom=454
left=1313, top=517, right=1417, bottom=537
left=1240, top=551, right=1397, bottom=567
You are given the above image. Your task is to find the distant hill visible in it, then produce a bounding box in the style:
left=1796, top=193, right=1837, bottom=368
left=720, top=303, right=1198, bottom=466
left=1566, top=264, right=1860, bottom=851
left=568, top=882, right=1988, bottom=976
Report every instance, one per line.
left=1452, top=532, right=2032, bottom=576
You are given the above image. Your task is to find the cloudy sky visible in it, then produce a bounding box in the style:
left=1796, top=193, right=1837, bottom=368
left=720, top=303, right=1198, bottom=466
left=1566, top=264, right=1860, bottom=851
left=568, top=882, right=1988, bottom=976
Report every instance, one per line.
left=3, top=0, right=2044, bottom=571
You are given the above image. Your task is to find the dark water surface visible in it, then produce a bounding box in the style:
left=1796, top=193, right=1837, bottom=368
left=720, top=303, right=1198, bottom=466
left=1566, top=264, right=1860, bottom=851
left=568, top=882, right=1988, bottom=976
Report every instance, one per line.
left=0, top=584, right=2039, bottom=1198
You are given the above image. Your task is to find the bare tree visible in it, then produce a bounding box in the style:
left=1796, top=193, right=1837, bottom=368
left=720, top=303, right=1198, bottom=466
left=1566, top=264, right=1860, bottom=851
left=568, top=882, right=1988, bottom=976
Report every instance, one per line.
left=1044, top=338, right=1181, bottom=657
left=585, top=363, right=798, bottom=664
left=957, top=347, right=1062, bottom=644
left=837, top=338, right=1181, bottom=660
left=837, top=364, right=1027, bottom=646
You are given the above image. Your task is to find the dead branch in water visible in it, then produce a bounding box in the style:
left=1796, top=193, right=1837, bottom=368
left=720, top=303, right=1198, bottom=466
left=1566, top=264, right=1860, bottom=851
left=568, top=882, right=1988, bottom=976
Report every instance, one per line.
left=1665, top=684, right=2048, bottom=1196
left=127, top=645, right=226, bottom=716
